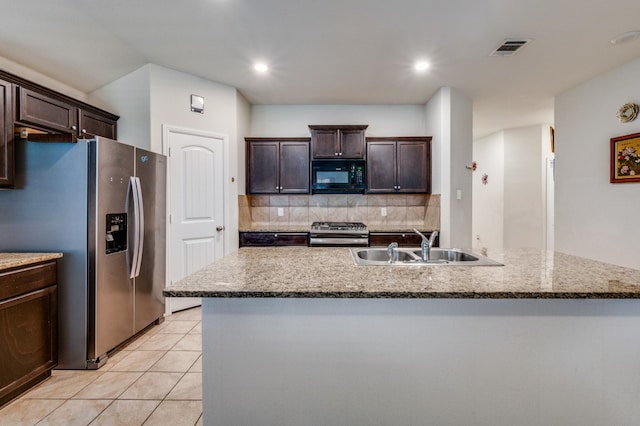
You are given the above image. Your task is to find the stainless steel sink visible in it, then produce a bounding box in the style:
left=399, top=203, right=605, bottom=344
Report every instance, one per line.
left=410, top=249, right=479, bottom=262
left=350, top=247, right=503, bottom=266
left=355, top=249, right=416, bottom=263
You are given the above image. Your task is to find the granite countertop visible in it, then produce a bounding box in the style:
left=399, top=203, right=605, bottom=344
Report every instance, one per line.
left=240, top=226, right=309, bottom=232
left=0, top=253, right=63, bottom=272
left=239, top=227, right=438, bottom=233
left=163, top=247, right=640, bottom=299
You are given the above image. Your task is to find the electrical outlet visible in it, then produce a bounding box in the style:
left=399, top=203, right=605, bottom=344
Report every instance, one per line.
left=278, top=207, right=284, bottom=217
left=456, top=189, right=462, bottom=200
left=381, top=207, right=387, bottom=217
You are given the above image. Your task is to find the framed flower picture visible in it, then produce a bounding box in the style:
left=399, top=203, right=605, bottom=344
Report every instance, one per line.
left=611, top=132, right=640, bottom=183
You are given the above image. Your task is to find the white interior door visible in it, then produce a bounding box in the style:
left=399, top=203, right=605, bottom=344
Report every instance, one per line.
left=165, top=126, right=227, bottom=313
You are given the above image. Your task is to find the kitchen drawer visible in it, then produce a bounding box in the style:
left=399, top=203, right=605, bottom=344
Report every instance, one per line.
left=0, top=261, right=57, bottom=300
left=239, top=232, right=309, bottom=247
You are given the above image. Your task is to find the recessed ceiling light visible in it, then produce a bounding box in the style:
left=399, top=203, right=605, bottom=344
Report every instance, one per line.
left=414, top=61, right=430, bottom=72
left=610, top=31, right=640, bottom=45
left=254, top=63, right=269, bottom=73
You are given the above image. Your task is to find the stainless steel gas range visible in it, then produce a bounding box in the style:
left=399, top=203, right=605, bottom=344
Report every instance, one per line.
left=309, top=221, right=369, bottom=246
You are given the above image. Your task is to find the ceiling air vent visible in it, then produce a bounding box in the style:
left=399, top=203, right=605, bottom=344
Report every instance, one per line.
left=490, top=39, right=531, bottom=56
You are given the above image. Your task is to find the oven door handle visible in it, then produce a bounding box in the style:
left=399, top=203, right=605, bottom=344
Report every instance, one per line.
left=309, top=237, right=369, bottom=246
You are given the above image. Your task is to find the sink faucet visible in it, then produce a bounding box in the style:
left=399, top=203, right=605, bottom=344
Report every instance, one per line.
left=387, top=242, right=399, bottom=263
left=413, top=229, right=438, bottom=261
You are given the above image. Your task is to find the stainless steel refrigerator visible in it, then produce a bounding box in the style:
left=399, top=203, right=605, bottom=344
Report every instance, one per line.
left=0, top=137, right=166, bottom=369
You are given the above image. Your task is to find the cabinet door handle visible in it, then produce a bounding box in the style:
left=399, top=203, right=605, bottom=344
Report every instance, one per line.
left=339, top=152, right=343, bottom=156
left=334, top=152, right=339, bottom=156
left=274, top=233, right=279, bottom=238
left=81, top=129, right=87, bottom=134
left=71, top=125, right=77, bottom=131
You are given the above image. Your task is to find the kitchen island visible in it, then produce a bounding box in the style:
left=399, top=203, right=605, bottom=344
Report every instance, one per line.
left=165, top=247, right=640, bottom=425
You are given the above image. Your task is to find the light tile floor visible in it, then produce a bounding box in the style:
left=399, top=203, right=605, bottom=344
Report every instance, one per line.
left=0, top=306, right=203, bottom=426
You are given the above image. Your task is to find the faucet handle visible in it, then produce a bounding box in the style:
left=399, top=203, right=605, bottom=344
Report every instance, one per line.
left=428, top=231, right=438, bottom=247
left=413, top=228, right=429, bottom=242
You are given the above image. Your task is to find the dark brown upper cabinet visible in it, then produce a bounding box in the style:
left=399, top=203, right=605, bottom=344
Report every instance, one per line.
left=16, top=88, right=117, bottom=140
left=78, top=109, right=117, bottom=139
left=309, top=125, right=367, bottom=159
left=366, top=137, right=431, bottom=194
left=0, top=78, right=13, bottom=187
left=0, top=69, right=119, bottom=188
left=16, top=87, right=78, bottom=135
left=246, top=138, right=310, bottom=194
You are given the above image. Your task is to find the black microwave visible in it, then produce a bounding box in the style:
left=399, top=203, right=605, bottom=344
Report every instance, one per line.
left=311, top=160, right=366, bottom=194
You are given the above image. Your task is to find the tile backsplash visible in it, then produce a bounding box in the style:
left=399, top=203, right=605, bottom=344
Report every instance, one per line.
left=239, top=194, right=440, bottom=230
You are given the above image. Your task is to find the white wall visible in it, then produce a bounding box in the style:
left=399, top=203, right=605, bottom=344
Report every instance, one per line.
left=555, top=58, right=640, bottom=269
left=250, top=104, right=427, bottom=137
left=148, top=65, right=239, bottom=155
left=424, top=90, right=443, bottom=195
left=89, top=65, right=152, bottom=149
left=449, top=88, right=473, bottom=248
left=147, top=65, right=241, bottom=250
left=0, top=54, right=87, bottom=102
left=236, top=92, right=251, bottom=196
left=425, top=87, right=473, bottom=248
left=91, top=64, right=243, bottom=250
left=473, top=124, right=553, bottom=251
left=472, top=131, right=505, bottom=250
left=503, top=125, right=545, bottom=249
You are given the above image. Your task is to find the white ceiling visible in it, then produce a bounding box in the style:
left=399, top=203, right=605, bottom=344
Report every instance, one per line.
left=2, top=0, right=639, bottom=138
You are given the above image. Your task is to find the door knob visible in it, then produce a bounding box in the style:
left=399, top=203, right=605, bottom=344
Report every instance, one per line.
left=216, top=226, right=225, bottom=232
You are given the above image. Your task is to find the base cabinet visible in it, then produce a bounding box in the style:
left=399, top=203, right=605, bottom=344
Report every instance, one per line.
left=240, top=232, right=309, bottom=247
left=0, top=261, right=58, bottom=407
left=369, top=231, right=439, bottom=247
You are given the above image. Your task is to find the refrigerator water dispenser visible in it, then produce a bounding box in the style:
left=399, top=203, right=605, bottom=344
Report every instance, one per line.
left=106, top=213, right=127, bottom=254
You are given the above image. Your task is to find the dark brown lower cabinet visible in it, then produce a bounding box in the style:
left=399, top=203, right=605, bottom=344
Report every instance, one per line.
left=369, top=231, right=439, bottom=247
left=239, top=232, right=309, bottom=247
left=0, top=261, right=58, bottom=407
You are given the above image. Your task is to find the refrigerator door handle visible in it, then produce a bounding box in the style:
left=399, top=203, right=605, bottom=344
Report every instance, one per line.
left=129, top=176, right=145, bottom=279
